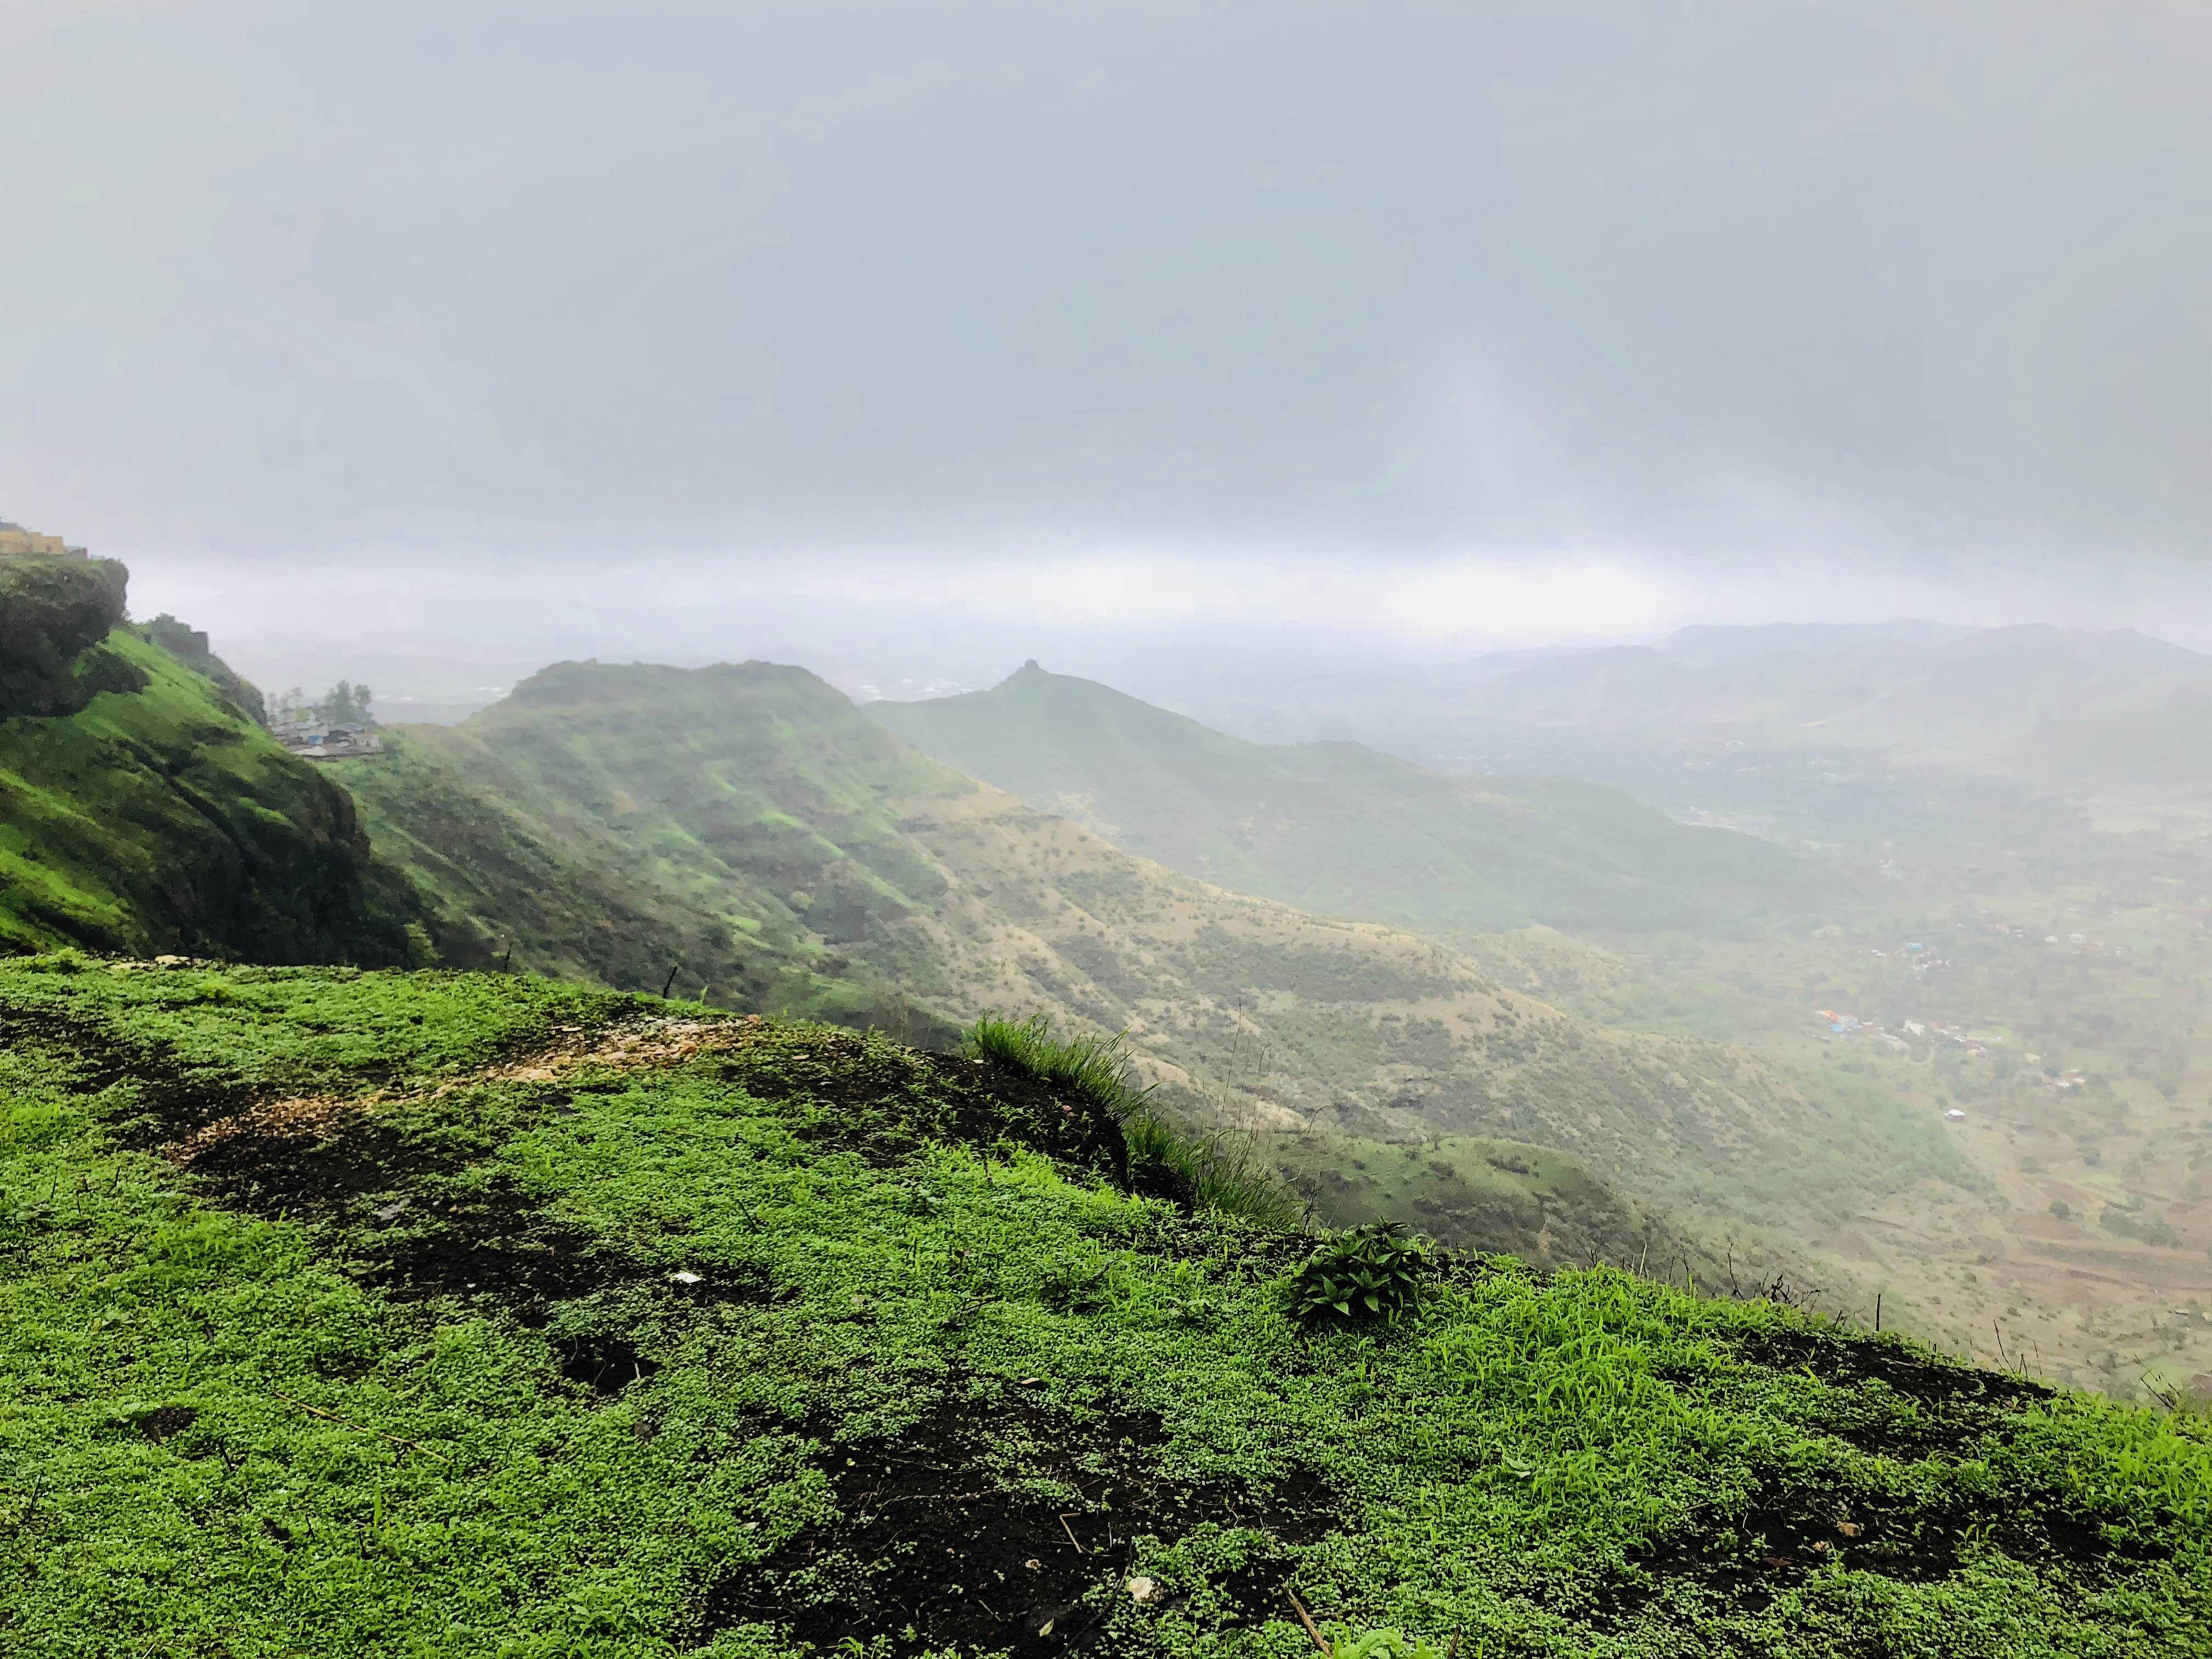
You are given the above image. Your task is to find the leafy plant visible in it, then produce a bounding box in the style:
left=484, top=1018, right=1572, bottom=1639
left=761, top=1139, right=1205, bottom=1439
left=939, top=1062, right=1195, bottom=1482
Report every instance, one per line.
left=1286, top=1222, right=1436, bottom=1329
left=1330, top=1633, right=1456, bottom=1659
left=1158, top=1259, right=1224, bottom=1328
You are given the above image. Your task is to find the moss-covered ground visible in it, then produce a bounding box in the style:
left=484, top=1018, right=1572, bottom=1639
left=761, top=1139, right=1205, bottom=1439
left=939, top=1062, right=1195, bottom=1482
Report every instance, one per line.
left=3, top=958, right=2207, bottom=1656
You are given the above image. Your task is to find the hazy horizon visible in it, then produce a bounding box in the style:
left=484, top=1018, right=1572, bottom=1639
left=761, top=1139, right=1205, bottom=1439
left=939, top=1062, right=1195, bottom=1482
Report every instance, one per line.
left=7, top=1, right=2205, bottom=675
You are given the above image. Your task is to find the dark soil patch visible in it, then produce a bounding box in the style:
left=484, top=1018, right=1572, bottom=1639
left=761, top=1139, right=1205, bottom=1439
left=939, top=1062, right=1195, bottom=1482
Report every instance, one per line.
left=1733, top=1328, right=2053, bottom=1411
left=558, top=1334, right=663, bottom=1396
left=1593, top=1459, right=2175, bottom=1633
left=0, top=1000, right=254, bottom=1146
left=136, top=1406, right=198, bottom=1445
left=719, top=1041, right=1128, bottom=1184
left=1728, top=1328, right=2057, bottom=1462
left=1579, top=1333, right=2172, bottom=1634
left=696, top=1395, right=1342, bottom=1654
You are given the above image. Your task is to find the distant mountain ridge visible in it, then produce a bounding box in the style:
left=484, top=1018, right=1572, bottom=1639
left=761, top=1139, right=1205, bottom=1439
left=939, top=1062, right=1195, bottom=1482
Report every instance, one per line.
left=1155, top=620, right=2212, bottom=791
left=868, top=661, right=1821, bottom=938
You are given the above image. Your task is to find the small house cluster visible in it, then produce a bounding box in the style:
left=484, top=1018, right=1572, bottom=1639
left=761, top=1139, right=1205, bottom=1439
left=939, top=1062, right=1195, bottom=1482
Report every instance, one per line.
left=1869, top=940, right=1951, bottom=977
left=1814, top=1008, right=1990, bottom=1058
left=269, top=708, right=383, bottom=761
left=1982, top=921, right=2123, bottom=958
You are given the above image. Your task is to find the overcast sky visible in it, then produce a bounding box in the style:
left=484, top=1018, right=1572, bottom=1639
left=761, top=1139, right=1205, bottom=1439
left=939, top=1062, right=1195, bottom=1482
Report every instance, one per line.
left=3, top=1, right=2205, bottom=660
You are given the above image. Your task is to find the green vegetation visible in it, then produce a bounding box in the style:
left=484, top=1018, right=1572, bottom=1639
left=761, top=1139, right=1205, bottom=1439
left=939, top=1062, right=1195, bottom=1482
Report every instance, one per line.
left=0, top=556, right=144, bottom=720
left=1285, top=1223, right=1435, bottom=1328
left=143, top=613, right=268, bottom=726
left=341, top=666, right=964, bottom=1033
left=965, top=1014, right=1302, bottom=1228
left=0, top=628, right=427, bottom=964
left=341, top=660, right=1956, bottom=1291
left=1273, top=1133, right=1754, bottom=1288
left=340, top=726, right=929, bottom=1032
left=867, top=663, right=1823, bottom=937
left=3, top=959, right=2205, bottom=1656
left=964, top=1013, right=1152, bottom=1122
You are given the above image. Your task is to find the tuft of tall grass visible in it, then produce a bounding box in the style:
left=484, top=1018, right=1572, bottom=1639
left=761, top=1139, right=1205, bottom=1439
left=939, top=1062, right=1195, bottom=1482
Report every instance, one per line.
left=1124, top=1106, right=1306, bottom=1229
left=962, top=1014, right=1304, bottom=1228
left=962, top=1013, right=1146, bottom=1121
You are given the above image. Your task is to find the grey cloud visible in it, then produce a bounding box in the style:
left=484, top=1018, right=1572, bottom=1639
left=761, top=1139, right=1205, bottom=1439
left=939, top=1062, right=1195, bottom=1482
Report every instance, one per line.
left=2, top=1, right=2204, bottom=563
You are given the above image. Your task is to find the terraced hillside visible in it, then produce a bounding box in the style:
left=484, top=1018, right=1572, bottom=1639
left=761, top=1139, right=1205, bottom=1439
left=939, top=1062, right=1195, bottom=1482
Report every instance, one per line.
left=348, top=662, right=1956, bottom=1254
left=2, top=960, right=2204, bottom=1657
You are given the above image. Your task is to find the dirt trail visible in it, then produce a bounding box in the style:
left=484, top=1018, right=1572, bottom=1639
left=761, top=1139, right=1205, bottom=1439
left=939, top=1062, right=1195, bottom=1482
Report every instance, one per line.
left=168, top=1013, right=775, bottom=1166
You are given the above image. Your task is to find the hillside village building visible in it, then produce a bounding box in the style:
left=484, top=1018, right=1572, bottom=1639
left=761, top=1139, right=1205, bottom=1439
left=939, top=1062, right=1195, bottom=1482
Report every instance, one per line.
left=0, top=520, right=88, bottom=558
left=269, top=705, right=383, bottom=760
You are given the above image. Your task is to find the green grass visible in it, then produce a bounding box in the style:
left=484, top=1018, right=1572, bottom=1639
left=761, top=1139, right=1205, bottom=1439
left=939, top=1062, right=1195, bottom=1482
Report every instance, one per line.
left=3, top=959, right=2207, bottom=1656
left=963, top=1013, right=1148, bottom=1122
left=965, top=1014, right=1303, bottom=1229
left=0, top=629, right=425, bottom=963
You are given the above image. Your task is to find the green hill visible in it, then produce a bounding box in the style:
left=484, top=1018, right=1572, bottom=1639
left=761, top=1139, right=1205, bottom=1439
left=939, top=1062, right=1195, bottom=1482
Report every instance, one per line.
left=0, top=625, right=427, bottom=965
left=340, top=722, right=932, bottom=1035
left=342, top=659, right=1959, bottom=1259
left=867, top=663, right=1819, bottom=938
left=3, top=960, right=2204, bottom=1656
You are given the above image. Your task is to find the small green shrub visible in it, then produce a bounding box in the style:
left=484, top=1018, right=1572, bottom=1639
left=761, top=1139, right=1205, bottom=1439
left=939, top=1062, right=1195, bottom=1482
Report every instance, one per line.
left=1330, top=1634, right=1454, bottom=1659
left=1287, top=1222, right=1435, bottom=1329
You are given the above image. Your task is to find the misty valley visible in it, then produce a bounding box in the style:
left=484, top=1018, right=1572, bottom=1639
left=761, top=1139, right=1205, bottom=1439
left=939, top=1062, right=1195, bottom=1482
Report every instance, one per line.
left=8, top=5, right=2208, bottom=1650
left=5, top=555, right=2211, bottom=1655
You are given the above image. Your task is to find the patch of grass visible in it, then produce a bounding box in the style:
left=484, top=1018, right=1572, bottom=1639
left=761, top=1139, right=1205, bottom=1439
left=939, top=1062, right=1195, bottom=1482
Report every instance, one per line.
left=1125, top=1106, right=1307, bottom=1230
left=4, top=961, right=2207, bottom=1658
left=967, top=1014, right=1304, bottom=1227
left=964, top=1012, right=1148, bottom=1121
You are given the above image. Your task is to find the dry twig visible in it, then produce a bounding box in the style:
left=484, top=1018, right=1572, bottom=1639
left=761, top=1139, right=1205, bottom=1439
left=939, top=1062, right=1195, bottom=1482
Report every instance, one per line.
left=270, top=1389, right=452, bottom=1464
left=1284, top=1585, right=1329, bottom=1655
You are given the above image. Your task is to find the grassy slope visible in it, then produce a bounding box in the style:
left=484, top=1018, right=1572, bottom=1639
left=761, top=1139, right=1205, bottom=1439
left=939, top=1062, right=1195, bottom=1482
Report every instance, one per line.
left=0, top=630, right=424, bottom=965
left=341, top=726, right=940, bottom=1036
left=1276, top=1133, right=1747, bottom=1292
left=868, top=664, right=1818, bottom=938
left=1, top=960, right=2205, bottom=1658
left=348, top=661, right=1959, bottom=1265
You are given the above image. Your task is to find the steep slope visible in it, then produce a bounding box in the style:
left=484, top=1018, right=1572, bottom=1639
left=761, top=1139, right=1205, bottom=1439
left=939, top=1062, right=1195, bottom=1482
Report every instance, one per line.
left=342, top=724, right=946, bottom=1036
left=0, top=628, right=426, bottom=964
left=351, top=659, right=1957, bottom=1246
left=867, top=662, right=1818, bottom=936
left=4, top=960, right=2204, bottom=1656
